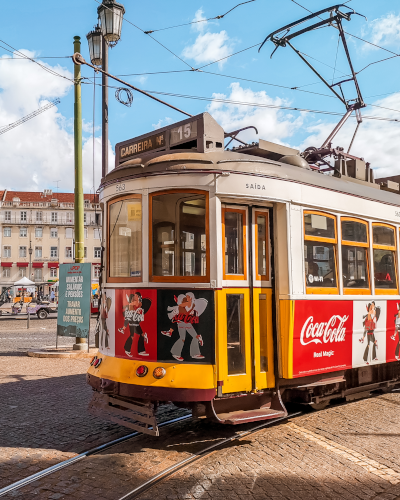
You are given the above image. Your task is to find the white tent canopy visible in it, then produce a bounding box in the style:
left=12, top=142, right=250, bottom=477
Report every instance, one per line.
left=14, top=277, right=35, bottom=286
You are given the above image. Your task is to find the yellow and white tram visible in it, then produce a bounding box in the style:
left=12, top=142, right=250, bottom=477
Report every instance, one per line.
left=87, top=112, right=400, bottom=435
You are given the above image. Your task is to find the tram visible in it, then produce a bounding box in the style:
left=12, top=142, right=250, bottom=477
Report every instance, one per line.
left=87, top=111, right=400, bottom=435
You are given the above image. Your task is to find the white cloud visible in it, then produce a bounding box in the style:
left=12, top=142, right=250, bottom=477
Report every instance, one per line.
left=182, top=9, right=234, bottom=69
left=207, top=82, right=304, bottom=145
left=152, top=117, right=172, bottom=130
left=297, top=93, right=400, bottom=177
left=363, top=12, right=400, bottom=49
left=0, top=51, right=113, bottom=193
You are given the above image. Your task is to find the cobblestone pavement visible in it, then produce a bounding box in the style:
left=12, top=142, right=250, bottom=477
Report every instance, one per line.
left=2, top=392, right=400, bottom=500
left=0, top=319, right=188, bottom=490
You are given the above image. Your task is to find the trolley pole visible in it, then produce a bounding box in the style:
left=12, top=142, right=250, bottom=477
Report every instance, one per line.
left=73, top=36, right=87, bottom=350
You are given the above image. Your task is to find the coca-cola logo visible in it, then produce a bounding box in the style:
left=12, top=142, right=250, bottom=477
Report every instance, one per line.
left=300, top=315, right=349, bottom=346
left=172, top=313, right=199, bottom=324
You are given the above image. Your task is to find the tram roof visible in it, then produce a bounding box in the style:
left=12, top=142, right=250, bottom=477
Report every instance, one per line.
left=110, top=113, right=400, bottom=208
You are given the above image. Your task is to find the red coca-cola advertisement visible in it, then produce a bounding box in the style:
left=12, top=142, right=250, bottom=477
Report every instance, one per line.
left=292, top=300, right=353, bottom=378
left=386, top=300, right=400, bottom=363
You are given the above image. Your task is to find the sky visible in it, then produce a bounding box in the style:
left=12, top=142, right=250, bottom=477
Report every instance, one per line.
left=0, top=0, right=400, bottom=193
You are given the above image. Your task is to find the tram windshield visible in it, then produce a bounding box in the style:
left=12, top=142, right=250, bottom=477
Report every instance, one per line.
left=109, top=197, right=142, bottom=279
left=151, top=191, right=207, bottom=278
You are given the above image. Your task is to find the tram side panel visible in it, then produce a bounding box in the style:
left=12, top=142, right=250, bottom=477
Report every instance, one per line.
left=280, top=298, right=400, bottom=380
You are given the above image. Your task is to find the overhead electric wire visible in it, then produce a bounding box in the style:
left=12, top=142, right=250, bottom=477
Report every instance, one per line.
left=0, top=39, right=74, bottom=83
left=0, top=99, right=61, bottom=135
left=92, top=0, right=194, bottom=69
left=195, top=42, right=262, bottom=70
left=0, top=56, right=70, bottom=60
left=143, top=0, right=256, bottom=33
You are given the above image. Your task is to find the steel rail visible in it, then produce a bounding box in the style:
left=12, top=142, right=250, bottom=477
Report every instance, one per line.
left=0, top=414, right=191, bottom=497
left=117, top=412, right=303, bottom=500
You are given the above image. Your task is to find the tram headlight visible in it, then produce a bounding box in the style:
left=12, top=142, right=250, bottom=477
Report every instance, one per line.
left=94, top=358, right=102, bottom=368
left=153, top=367, right=166, bottom=379
left=136, top=365, right=148, bottom=377
left=90, top=356, right=97, bottom=366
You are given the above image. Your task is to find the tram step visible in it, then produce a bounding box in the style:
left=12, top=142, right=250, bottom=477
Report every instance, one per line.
left=88, top=392, right=159, bottom=436
left=206, top=390, right=288, bottom=425
left=215, top=408, right=286, bottom=425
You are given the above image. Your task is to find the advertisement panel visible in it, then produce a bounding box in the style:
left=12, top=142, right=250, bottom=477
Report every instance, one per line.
left=99, top=288, right=215, bottom=364
left=292, top=299, right=400, bottom=378
left=57, top=263, right=91, bottom=338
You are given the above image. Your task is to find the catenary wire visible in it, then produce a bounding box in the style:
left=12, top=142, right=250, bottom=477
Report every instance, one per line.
left=0, top=56, right=70, bottom=60
left=92, top=0, right=194, bottom=69
left=0, top=39, right=74, bottom=83
left=143, top=0, right=256, bottom=33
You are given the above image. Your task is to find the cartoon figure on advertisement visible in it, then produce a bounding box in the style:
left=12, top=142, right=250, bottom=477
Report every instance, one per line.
left=100, top=292, right=112, bottom=350
left=118, top=292, right=151, bottom=357
left=390, top=303, right=400, bottom=360
left=359, top=301, right=381, bottom=364
left=161, top=292, right=207, bottom=361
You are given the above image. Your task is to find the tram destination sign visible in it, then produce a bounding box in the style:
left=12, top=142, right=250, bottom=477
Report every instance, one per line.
left=119, top=132, right=166, bottom=161
left=57, top=263, right=91, bottom=339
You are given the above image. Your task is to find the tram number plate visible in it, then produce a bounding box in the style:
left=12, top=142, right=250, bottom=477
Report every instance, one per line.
left=116, top=183, right=126, bottom=193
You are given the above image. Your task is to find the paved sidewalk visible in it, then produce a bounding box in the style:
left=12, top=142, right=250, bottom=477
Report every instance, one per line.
left=0, top=319, right=186, bottom=490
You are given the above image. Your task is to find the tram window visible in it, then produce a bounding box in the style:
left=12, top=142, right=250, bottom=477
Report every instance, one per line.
left=341, top=219, right=370, bottom=290
left=108, top=196, right=142, bottom=280
left=373, top=225, right=395, bottom=246
left=259, top=294, right=268, bottom=372
left=304, top=213, right=335, bottom=239
left=304, top=243, right=337, bottom=288
left=372, top=224, right=397, bottom=291
left=151, top=191, right=208, bottom=281
left=223, top=209, right=246, bottom=279
left=304, top=211, right=338, bottom=293
left=226, top=294, right=246, bottom=375
left=255, top=213, right=269, bottom=280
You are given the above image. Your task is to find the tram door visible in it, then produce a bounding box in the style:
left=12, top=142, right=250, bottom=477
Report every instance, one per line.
left=217, top=206, right=275, bottom=394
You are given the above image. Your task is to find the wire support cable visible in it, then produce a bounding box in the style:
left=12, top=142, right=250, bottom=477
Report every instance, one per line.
left=143, top=0, right=256, bottom=33
left=0, top=99, right=61, bottom=135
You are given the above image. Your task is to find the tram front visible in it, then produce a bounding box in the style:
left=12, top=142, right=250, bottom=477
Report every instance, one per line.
left=87, top=112, right=290, bottom=435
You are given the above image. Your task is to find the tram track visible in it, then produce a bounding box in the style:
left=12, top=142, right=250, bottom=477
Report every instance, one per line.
left=0, top=413, right=191, bottom=498
left=117, top=411, right=303, bottom=500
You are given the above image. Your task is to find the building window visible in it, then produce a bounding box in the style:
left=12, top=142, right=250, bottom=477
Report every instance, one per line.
left=304, top=211, right=338, bottom=293
left=4, top=211, right=11, bottom=222
left=66, top=212, right=73, bottom=223
left=223, top=207, right=246, bottom=280
left=66, top=227, right=73, bottom=239
left=51, top=212, right=58, bottom=223
left=84, top=213, right=87, bottom=224
left=150, top=191, right=209, bottom=282
left=50, top=247, right=58, bottom=258
left=3, top=227, right=11, bottom=237
left=84, top=247, right=87, bottom=258
left=94, top=247, right=101, bottom=259
left=19, top=267, right=27, bottom=278
left=50, top=228, right=58, bottom=238
left=34, top=268, right=42, bottom=281
left=94, top=228, right=101, bottom=240
left=20, top=211, right=27, bottom=222
left=341, top=218, right=370, bottom=292
left=35, top=227, right=43, bottom=238
left=94, top=267, right=101, bottom=278
left=109, top=196, right=142, bottom=281
left=65, top=247, right=72, bottom=258
left=3, top=246, right=11, bottom=258
left=35, top=246, right=42, bottom=258
left=36, top=211, right=42, bottom=222
left=373, top=224, right=397, bottom=291
left=3, top=268, right=10, bottom=278
left=20, top=227, right=27, bottom=237
left=84, top=228, right=88, bottom=239
left=19, top=246, right=27, bottom=258
left=50, top=268, right=58, bottom=278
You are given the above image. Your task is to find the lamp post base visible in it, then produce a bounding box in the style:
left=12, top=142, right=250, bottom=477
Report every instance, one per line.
left=73, top=337, right=88, bottom=351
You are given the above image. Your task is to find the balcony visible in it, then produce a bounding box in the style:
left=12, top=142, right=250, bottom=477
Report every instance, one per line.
left=0, top=214, right=101, bottom=226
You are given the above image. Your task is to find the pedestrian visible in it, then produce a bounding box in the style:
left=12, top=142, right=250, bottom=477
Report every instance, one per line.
left=50, top=290, right=55, bottom=302
left=6, top=290, right=11, bottom=303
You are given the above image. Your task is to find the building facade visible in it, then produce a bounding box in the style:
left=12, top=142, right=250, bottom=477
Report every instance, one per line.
left=0, top=189, right=102, bottom=296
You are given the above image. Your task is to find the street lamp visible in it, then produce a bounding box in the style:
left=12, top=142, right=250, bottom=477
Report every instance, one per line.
left=88, top=0, right=125, bottom=180
left=86, top=25, right=102, bottom=66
